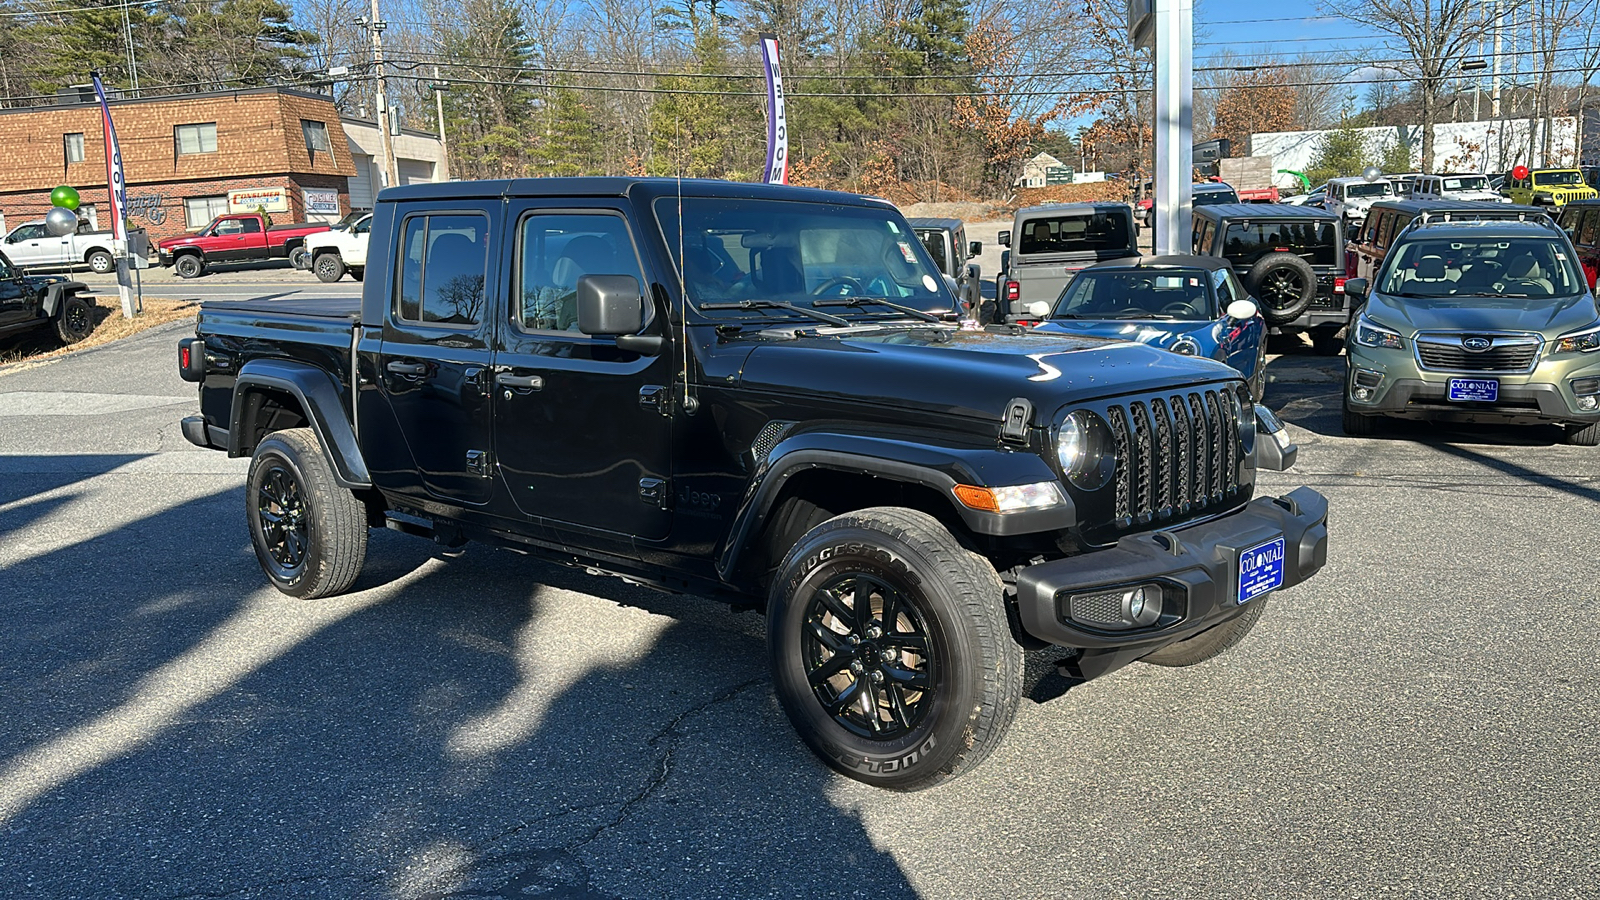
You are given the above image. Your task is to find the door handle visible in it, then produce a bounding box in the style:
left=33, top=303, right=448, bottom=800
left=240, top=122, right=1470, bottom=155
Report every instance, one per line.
left=496, top=373, right=543, bottom=390
left=386, top=360, right=427, bottom=376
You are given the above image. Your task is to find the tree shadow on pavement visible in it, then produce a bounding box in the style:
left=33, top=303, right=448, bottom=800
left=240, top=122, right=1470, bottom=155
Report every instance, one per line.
left=0, top=493, right=918, bottom=898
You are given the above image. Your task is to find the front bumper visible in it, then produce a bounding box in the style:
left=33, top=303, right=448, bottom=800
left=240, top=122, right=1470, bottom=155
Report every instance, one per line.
left=1345, top=344, right=1600, bottom=424
left=1014, top=487, right=1328, bottom=651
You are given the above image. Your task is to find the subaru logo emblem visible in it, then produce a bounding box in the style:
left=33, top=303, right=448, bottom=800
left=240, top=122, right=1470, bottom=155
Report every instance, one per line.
left=1462, top=337, right=1492, bottom=352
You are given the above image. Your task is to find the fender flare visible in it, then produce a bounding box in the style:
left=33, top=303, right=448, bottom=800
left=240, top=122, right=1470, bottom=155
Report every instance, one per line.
left=716, top=431, right=1075, bottom=581
left=40, top=281, right=88, bottom=318
left=229, top=358, right=370, bottom=488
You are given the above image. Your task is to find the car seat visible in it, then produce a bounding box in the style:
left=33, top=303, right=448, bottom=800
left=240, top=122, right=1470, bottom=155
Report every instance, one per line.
left=1403, top=254, right=1453, bottom=294
left=1503, top=254, right=1553, bottom=294
left=551, top=235, right=618, bottom=329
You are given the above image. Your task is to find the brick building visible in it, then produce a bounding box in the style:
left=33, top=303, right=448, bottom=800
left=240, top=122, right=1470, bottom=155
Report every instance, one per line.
left=0, top=87, right=359, bottom=242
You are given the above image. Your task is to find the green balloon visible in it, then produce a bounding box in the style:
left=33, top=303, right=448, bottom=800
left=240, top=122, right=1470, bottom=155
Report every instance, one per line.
left=50, top=185, right=80, bottom=211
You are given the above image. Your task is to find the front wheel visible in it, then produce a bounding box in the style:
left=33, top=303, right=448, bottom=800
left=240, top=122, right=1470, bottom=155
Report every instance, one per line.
left=246, top=428, right=367, bottom=599
left=767, top=507, right=1023, bottom=790
left=174, top=254, right=205, bottom=279
left=313, top=252, right=346, bottom=283
left=1141, top=598, right=1269, bottom=667
left=54, top=294, right=95, bottom=344
left=1564, top=422, right=1600, bottom=446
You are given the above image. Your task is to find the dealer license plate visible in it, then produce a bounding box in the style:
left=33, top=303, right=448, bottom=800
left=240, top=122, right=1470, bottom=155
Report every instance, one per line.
left=1448, top=378, right=1498, bottom=402
left=1238, top=537, right=1285, bottom=604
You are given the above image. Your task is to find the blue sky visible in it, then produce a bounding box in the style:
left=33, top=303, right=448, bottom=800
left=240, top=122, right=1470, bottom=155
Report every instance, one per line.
left=1191, top=0, right=1391, bottom=71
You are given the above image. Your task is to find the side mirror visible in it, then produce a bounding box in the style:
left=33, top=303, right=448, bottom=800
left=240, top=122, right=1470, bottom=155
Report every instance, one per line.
left=1346, top=224, right=1361, bottom=242
left=998, top=230, right=1011, bottom=248
left=1026, top=300, right=1051, bottom=318
left=1226, top=299, right=1259, bottom=321
left=968, top=240, right=982, bottom=257
left=1344, top=277, right=1368, bottom=300
left=577, top=274, right=664, bottom=355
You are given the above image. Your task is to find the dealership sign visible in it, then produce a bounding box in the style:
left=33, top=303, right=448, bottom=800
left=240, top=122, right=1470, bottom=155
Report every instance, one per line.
left=303, top=188, right=340, bottom=216
left=228, top=187, right=290, bottom=213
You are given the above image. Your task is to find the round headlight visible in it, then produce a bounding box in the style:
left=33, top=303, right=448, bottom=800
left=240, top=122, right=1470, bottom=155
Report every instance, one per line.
left=1057, top=412, right=1085, bottom=473
left=1170, top=336, right=1201, bottom=356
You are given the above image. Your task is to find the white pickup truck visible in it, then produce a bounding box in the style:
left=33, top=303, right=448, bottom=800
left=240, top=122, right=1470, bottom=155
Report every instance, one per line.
left=3, top=221, right=117, bottom=274
left=304, top=213, right=371, bottom=282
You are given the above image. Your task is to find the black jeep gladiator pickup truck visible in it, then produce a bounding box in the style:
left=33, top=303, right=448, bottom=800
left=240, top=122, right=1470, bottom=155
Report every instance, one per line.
left=178, top=178, right=1328, bottom=789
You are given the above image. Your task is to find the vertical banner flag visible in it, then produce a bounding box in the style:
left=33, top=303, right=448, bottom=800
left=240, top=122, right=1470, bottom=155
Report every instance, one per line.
left=91, top=72, right=129, bottom=242
left=759, top=34, right=788, bottom=185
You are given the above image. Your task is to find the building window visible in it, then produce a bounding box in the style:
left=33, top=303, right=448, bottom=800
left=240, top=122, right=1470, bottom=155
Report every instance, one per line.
left=184, top=195, right=230, bottom=229
left=302, top=120, right=331, bottom=158
left=64, top=133, right=85, bottom=164
left=175, top=123, right=218, bottom=156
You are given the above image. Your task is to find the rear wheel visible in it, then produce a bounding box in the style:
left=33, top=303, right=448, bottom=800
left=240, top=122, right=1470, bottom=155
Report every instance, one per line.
left=288, top=246, right=311, bottom=270
left=313, top=252, right=346, bottom=283
left=54, top=294, right=94, bottom=344
left=246, top=428, right=367, bottom=599
left=349, top=266, right=364, bottom=282
left=1564, top=422, right=1600, bottom=446
left=87, top=250, right=114, bottom=274
left=767, top=507, right=1023, bottom=790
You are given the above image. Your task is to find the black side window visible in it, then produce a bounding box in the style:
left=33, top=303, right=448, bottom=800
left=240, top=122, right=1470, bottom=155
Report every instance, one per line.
left=396, top=214, right=489, bottom=326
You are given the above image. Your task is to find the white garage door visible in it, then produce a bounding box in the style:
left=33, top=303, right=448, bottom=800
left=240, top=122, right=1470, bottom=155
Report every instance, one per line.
left=398, top=159, right=435, bottom=185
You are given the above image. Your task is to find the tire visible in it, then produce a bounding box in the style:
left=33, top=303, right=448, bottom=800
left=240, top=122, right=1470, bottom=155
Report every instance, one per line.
left=1245, top=253, right=1317, bottom=326
left=767, top=507, right=1024, bottom=790
left=1564, top=422, right=1600, bottom=446
left=288, top=245, right=311, bottom=270
left=1141, top=598, right=1269, bottom=667
left=1341, top=394, right=1377, bottom=436
left=246, top=428, right=367, bottom=599
left=54, top=293, right=95, bottom=344
left=313, top=252, right=346, bottom=283
left=1311, top=327, right=1344, bottom=356
left=349, top=266, right=364, bottom=282
left=174, top=254, right=205, bottom=279
left=87, top=249, right=114, bottom=275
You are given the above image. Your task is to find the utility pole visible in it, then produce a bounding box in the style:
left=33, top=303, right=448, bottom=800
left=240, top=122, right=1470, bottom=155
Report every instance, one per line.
left=367, top=0, right=399, bottom=189
left=1491, top=0, right=1501, bottom=119
left=432, top=66, right=450, bottom=181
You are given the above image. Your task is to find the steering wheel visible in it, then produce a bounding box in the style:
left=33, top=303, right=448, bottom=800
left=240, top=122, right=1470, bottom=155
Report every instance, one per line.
left=1114, top=308, right=1152, bottom=318
left=813, top=276, right=864, bottom=297
left=1160, top=301, right=1194, bottom=316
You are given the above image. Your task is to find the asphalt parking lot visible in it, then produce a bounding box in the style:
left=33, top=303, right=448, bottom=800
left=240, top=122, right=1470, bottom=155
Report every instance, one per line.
left=0, top=280, right=1596, bottom=898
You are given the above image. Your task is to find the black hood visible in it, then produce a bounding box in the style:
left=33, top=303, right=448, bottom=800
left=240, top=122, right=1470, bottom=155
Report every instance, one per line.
left=730, top=326, right=1241, bottom=421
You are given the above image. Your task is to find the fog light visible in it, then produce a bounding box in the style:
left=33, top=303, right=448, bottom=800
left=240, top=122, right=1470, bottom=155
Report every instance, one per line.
left=1580, top=395, right=1599, bottom=411
left=1064, top=583, right=1164, bottom=629
left=1572, top=377, right=1600, bottom=395
left=1355, top=387, right=1373, bottom=401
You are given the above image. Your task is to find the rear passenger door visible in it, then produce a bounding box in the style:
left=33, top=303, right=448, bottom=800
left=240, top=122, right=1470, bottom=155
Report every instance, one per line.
left=367, top=203, right=500, bottom=506
left=1574, top=209, right=1600, bottom=289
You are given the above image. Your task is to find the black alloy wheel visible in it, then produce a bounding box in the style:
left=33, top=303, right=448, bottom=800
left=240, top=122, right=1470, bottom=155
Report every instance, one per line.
left=802, top=572, right=936, bottom=740
left=55, top=295, right=94, bottom=344
left=1259, top=269, right=1306, bottom=307
left=256, top=462, right=309, bottom=579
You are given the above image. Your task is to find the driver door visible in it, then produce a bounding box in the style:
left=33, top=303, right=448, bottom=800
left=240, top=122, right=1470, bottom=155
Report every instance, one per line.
left=0, top=254, right=30, bottom=327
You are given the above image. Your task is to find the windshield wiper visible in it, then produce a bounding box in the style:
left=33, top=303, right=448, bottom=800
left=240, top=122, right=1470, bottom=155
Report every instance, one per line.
left=699, top=299, right=852, bottom=327
left=813, top=296, right=941, bottom=322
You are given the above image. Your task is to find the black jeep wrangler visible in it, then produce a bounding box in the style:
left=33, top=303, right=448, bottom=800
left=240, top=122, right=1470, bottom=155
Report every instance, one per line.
left=1192, top=204, right=1347, bottom=354
left=0, top=249, right=96, bottom=346
left=177, top=178, right=1328, bottom=789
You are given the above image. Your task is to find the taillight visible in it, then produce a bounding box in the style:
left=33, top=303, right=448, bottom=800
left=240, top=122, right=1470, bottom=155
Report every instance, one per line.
left=178, top=337, right=207, bottom=382
left=180, top=345, right=190, bottom=368
left=1334, top=277, right=1346, bottom=293
left=1005, top=280, right=1020, bottom=301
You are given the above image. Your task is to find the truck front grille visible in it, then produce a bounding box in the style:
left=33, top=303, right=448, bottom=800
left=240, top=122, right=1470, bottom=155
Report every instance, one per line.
left=1415, top=333, right=1539, bottom=373
left=1104, top=387, right=1245, bottom=525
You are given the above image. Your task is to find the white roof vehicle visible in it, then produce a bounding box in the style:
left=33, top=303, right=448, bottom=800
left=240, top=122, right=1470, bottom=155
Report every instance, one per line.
left=1408, top=173, right=1511, bottom=204
left=1324, top=176, right=1396, bottom=223
left=304, top=213, right=372, bottom=282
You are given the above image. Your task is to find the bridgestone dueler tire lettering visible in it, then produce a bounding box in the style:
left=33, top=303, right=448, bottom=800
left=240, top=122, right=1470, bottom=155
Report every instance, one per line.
left=1140, top=596, right=1269, bottom=667
left=246, top=428, right=367, bottom=599
left=767, top=506, right=1023, bottom=790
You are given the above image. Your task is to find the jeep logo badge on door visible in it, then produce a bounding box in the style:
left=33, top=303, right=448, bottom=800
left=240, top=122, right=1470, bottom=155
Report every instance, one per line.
left=1462, top=337, right=1493, bottom=352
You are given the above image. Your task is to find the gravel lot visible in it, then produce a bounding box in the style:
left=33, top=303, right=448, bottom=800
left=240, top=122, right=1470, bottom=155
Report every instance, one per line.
left=0, top=288, right=1596, bottom=898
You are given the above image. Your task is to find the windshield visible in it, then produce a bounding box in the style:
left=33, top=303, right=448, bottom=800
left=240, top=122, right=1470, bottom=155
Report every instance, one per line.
left=1443, top=176, right=1489, bottom=192
left=653, top=197, right=947, bottom=317
left=1345, top=182, right=1394, bottom=199
left=1192, top=188, right=1239, bottom=206
left=1016, top=212, right=1132, bottom=255
left=1051, top=269, right=1215, bottom=320
left=1535, top=170, right=1585, bottom=186
left=1220, top=219, right=1337, bottom=267
left=1378, top=236, right=1585, bottom=299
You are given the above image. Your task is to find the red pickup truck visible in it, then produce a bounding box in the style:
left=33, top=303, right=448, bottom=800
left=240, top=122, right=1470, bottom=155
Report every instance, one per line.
left=156, top=213, right=330, bottom=278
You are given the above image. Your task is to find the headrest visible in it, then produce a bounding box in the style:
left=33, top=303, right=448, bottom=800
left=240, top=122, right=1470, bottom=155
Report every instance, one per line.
left=1416, top=255, right=1446, bottom=280
left=1507, top=255, right=1539, bottom=279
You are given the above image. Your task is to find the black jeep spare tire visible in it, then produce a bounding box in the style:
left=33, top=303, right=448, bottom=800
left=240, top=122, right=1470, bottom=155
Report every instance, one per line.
left=246, top=427, right=367, bottom=599
left=1246, top=252, right=1317, bottom=325
left=767, top=506, right=1024, bottom=790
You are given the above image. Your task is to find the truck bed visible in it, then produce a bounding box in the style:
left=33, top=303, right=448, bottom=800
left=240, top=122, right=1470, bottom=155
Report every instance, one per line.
left=209, top=296, right=361, bottom=319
